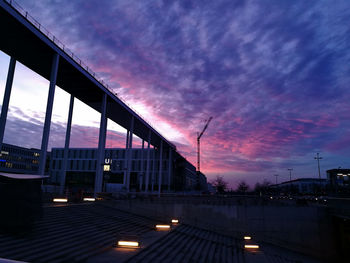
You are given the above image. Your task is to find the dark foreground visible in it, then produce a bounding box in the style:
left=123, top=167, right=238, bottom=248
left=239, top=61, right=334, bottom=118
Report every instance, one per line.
left=0, top=202, right=321, bottom=263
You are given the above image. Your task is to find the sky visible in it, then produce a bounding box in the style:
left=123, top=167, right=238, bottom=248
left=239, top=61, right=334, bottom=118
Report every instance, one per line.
left=1, top=0, right=350, bottom=188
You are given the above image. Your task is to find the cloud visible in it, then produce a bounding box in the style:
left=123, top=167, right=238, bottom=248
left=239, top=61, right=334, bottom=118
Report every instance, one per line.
left=2, top=105, right=133, bottom=150
left=9, top=0, right=350, bottom=186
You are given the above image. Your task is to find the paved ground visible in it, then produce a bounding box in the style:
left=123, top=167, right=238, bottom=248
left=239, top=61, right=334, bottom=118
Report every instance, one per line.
left=0, top=202, right=323, bottom=263
left=0, top=202, right=157, bottom=262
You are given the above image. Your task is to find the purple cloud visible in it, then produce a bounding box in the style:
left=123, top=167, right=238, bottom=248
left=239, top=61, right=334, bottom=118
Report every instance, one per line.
left=7, top=0, right=350, bottom=186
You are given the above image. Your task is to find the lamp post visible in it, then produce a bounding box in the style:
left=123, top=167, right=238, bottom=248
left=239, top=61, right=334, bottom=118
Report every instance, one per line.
left=314, top=153, right=323, bottom=194
left=314, top=153, right=322, bottom=180
left=287, top=168, right=293, bottom=181
left=274, top=174, right=279, bottom=185
left=287, top=168, right=293, bottom=195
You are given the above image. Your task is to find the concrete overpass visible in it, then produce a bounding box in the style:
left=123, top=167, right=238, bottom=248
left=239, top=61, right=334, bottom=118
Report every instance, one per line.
left=0, top=0, right=176, bottom=195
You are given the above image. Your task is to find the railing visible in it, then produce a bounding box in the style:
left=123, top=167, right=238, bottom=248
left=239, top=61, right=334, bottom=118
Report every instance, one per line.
left=4, top=0, right=170, bottom=143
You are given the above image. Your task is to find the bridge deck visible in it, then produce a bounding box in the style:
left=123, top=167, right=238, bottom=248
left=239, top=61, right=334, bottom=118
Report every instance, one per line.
left=0, top=0, right=174, bottom=150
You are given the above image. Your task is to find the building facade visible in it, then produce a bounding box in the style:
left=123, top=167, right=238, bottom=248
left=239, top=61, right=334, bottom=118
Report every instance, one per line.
left=327, top=169, right=350, bottom=187
left=274, top=178, right=328, bottom=194
left=50, top=147, right=206, bottom=193
left=327, top=169, right=350, bottom=196
left=0, top=143, right=43, bottom=174
left=50, top=147, right=170, bottom=192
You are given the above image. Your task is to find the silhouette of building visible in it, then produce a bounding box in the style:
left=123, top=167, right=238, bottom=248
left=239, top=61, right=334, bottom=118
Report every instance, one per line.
left=327, top=169, right=350, bottom=196
left=273, top=178, right=328, bottom=194
left=327, top=169, right=350, bottom=187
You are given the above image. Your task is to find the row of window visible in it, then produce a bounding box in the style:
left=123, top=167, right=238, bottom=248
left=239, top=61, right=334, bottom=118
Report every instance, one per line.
left=0, top=155, right=39, bottom=164
left=1, top=145, right=40, bottom=158
left=0, top=161, right=38, bottom=171
left=51, top=159, right=169, bottom=172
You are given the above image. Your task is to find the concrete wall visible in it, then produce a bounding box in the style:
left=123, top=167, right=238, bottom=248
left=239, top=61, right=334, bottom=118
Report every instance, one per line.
left=111, top=199, right=337, bottom=262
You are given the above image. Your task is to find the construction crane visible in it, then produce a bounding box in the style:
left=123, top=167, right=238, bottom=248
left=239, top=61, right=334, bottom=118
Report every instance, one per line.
left=197, top=117, right=213, bottom=173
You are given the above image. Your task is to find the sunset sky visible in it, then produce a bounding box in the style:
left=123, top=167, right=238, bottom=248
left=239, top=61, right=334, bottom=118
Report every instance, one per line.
left=1, top=0, right=350, bottom=188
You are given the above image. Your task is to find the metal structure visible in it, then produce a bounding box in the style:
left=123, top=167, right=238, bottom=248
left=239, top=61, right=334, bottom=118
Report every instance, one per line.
left=314, top=153, right=323, bottom=181
left=197, top=117, right=212, bottom=173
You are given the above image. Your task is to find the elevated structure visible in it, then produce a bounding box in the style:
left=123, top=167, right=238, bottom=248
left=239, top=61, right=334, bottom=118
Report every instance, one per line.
left=0, top=0, right=179, bottom=195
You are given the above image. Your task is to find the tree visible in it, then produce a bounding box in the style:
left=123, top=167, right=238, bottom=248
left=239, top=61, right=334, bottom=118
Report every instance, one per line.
left=254, top=180, right=272, bottom=194
left=210, top=176, right=228, bottom=193
left=236, top=181, right=249, bottom=193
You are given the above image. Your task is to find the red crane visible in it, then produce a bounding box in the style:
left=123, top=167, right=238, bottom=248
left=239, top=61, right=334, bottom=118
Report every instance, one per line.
left=197, top=117, right=213, bottom=173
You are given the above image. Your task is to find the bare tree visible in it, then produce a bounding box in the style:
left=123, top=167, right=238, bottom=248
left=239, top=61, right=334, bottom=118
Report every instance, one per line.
left=236, top=181, right=249, bottom=193
left=210, top=176, right=228, bottom=193
left=254, top=180, right=271, bottom=193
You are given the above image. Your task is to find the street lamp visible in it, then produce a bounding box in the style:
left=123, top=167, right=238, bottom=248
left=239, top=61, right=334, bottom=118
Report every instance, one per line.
left=273, top=174, right=279, bottom=185
left=287, top=168, right=293, bottom=181
left=314, top=153, right=323, bottom=180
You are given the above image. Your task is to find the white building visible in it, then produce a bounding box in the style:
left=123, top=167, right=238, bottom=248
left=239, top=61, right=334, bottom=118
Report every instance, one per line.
left=50, top=147, right=171, bottom=193
left=49, top=147, right=206, bottom=193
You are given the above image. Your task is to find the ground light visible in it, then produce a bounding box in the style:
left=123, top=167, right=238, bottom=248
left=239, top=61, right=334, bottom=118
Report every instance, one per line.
left=244, top=245, right=260, bottom=249
left=155, top=224, right=171, bottom=230
left=83, top=197, right=95, bottom=202
left=117, top=241, right=140, bottom=248
left=53, top=198, right=68, bottom=203
left=171, top=219, right=179, bottom=224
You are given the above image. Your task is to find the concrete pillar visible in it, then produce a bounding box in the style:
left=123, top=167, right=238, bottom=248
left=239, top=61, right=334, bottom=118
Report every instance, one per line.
left=158, top=140, right=163, bottom=197
left=151, top=147, right=156, bottom=192
left=123, top=130, right=129, bottom=185
left=126, top=116, right=134, bottom=191
left=139, top=139, right=144, bottom=191
left=0, top=57, right=16, bottom=150
left=145, top=130, right=151, bottom=192
left=168, top=148, right=172, bottom=191
left=39, top=53, right=59, bottom=175
left=94, top=93, right=107, bottom=196
left=59, top=95, right=74, bottom=194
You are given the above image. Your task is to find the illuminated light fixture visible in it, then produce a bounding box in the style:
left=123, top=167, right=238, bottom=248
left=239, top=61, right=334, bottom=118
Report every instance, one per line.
left=104, top=164, right=111, bottom=171
left=155, top=224, right=171, bottom=230
left=171, top=219, right=179, bottom=224
left=53, top=198, right=68, bottom=203
left=270, top=196, right=273, bottom=199
left=117, top=241, right=140, bottom=248
left=244, top=236, right=252, bottom=240
left=83, top=197, right=95, bottom=202
left=244, top=245, right=259, bottom=249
